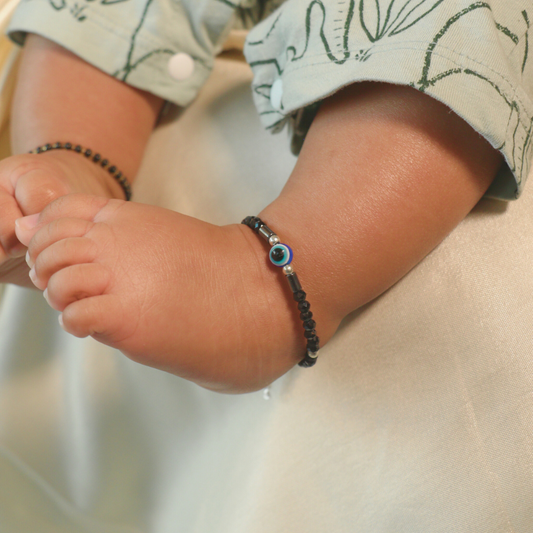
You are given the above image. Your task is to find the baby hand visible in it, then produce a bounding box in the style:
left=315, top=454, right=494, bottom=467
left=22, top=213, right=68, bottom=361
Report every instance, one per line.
left=0, top=150, right=125, bottom=286
left=16, top=194, right=307, bottom=392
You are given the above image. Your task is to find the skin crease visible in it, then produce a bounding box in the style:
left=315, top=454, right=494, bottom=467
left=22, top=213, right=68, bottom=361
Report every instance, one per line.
left=9, top=37, right=504, bottom=393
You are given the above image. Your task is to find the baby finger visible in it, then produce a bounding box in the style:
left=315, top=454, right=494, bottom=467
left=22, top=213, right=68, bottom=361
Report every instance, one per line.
left=60, top=294, right=124, bottom=340
left=31, top=236, right=99, bottom=290
left=38, top=193, right=113, bottom=225
left=19, top=217, right=95, bottom=261
left=45, top=263, right=112, bottom=312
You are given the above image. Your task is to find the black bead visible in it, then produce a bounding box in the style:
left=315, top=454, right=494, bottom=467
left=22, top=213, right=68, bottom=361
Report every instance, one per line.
left=64, top=142, right=72, bottom=149
left=101, top=159, right=109, bottom=167
left=307, top=338, right=320, bottom=350
left=271, top=248, right=285, bottom=262
left=74, top=145, right=82, bottom=153
left=84, top=148, right=92, bottom=157
left=44, top=143, right=52, bottom=151
left=287, top=273, right=302, bottom=293
left=299, top=356, right=317, bottom=368
left=108, top=165, right=117, bottom=174
left=300, top=310, right=313, bottom=321
left=242, top=216, right=253, bottom=226
left=52, top=142, right=62, bottom=149
left=292, top=290, right=307, bottom=302
left=297, top=301, right=310, bottom=312
left=303, top=319, right=316, bottom=331
left=115, top=171, right=122, bottom=180
left=36, top=146, right=43, bottom=153
left=92, top=153, right=101, bottom=162
left=304, top=329, right=316, bottom=339
left=251, top=216, right=261, bottom=227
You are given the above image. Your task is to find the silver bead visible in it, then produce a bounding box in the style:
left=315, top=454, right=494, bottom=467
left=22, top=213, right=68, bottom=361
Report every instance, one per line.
left=307, top=350, right=319, bottom=359
left=268, top=235, right=280, bottom=246
left=282, top=264, right=293, bottom=275
left=259, top=225, right=275, bottom=241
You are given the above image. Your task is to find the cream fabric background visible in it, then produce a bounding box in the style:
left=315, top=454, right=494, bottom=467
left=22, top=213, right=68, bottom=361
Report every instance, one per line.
left=0, top=0, right=19, bottom=161
left=0, top=38, right=532, bottom=533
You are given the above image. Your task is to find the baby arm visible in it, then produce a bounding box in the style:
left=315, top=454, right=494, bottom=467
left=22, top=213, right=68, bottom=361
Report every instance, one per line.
left=259, top=81, right=503, bottom=337
left=0, top=33, right=162, bottom=286
left=16, top=81, right=502, bottom=393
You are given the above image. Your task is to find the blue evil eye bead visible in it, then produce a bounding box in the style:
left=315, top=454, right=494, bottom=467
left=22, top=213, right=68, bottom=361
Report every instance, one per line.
left=269, top=243, right=293, bottom=267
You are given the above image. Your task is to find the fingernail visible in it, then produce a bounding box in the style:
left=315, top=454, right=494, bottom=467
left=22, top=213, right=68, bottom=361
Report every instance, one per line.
left=29, top=266, right=37, bottom=285
left=15, top=213, right=40, bottom=231
left=43, top=288, right=49, bottom=304
left=58, top=314, right=65, bottom=330
left=25, top=250, right=33, bottom=268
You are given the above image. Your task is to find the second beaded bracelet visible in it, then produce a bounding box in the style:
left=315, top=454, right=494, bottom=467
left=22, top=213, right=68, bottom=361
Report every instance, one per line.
left=242, top=216, right=319, bottom=368
left=29, top=142, right=132, bottom=201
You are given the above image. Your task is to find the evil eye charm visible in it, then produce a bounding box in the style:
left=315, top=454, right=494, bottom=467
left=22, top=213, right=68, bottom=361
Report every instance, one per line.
left=269, top=243, right=293, bottom=267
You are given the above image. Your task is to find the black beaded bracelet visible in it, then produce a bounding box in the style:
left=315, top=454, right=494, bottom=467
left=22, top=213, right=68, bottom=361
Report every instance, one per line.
left=29, top=142, right=132, bottom=201
left=242, top=216, right=319, bottom=368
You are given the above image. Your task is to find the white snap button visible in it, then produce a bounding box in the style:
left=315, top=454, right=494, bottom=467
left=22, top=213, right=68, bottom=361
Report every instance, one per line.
left=270, top=78, right=283, bottom=111
left=167, top=53, right=195, bottom=81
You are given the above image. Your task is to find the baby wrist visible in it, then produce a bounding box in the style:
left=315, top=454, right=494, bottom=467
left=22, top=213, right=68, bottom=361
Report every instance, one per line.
left=29, top=142, right=132, bottom=201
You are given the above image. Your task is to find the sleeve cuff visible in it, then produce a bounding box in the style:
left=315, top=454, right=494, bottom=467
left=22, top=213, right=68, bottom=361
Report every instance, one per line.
left=6, top=0, right=216, bottom=107
left=245, top=2, right=533, bottom=201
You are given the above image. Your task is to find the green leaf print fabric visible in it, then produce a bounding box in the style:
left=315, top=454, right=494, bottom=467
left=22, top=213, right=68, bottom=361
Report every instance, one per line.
left=245, top=0, right=533, bottom=200
left=5, top=0, right=533, bottom=199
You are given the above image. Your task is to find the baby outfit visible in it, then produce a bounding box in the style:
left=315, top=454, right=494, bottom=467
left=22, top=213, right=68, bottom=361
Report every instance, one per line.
left=0, top=1, right=532, bottom=532
left=6, top=0, right=533, bottom=198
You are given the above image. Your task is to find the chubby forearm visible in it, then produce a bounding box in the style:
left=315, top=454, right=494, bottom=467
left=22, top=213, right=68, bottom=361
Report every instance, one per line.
left=258, top=82, right=503, bottom=344
left=11, top=34, right=164, bottom=191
